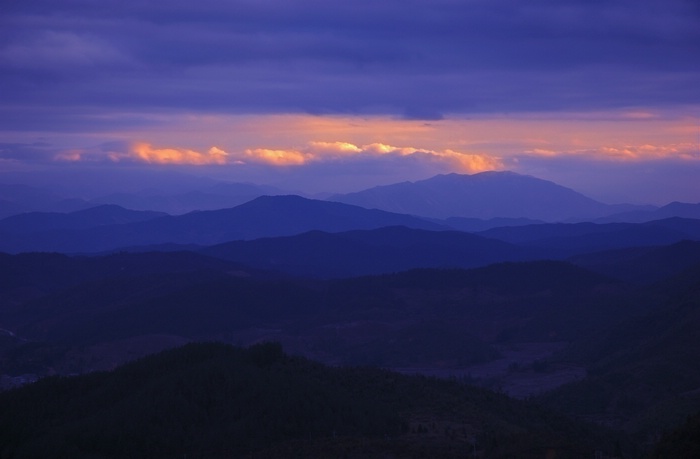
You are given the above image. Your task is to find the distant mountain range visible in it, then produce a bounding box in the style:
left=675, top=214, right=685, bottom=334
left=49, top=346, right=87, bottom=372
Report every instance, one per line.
left=2, top=195, right=700, bottom=269
left=197, top=219, right=700, bottom=278
left=330, top=171, right=650, bottom=221
left=0, top=196, right=445, bottom=253
left=595, top=201, right=700, bottom=223
left=0, top=205, right=166, bottom=233
left=477, top=217, right=700, bottom=257
left=2, top=172, right=700, bottom=458
left=92, top=181, right=286, bottom=215
left=0, top=181, right=286, bottom=218
left=3, top=171, right=699, bottom=224
left=0, top=183, right=90, bottom=219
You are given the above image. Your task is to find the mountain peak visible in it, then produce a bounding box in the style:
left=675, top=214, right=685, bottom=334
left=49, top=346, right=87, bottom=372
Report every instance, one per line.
left=428, top=170, right=521, bottom=181
left=330, top=171, right=610, bottom=221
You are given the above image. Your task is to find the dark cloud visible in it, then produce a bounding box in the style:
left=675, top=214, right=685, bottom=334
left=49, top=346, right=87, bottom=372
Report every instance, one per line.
left=2, top=0, right=699, bottom=128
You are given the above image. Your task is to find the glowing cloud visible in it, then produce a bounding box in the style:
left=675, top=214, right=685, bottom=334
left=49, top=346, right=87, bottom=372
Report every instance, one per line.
left=243, top=148, right=307, bottom=166
left=526, top=142, right=699, bottom=162
left=308, top=141, right=363, bottom=156
left=129, top=143, right=229, bottom=165
left=443, top=150, right=505, bottom=171
left=74, top=137, right=500, bottom=173
left=240, top=141, right=502, bottom=173
left=596, top=143, right=699, bottom=161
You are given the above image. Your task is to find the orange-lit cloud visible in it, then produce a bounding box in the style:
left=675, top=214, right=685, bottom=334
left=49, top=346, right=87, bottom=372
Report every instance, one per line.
left=596, top=143, right=699, bottom=160
left=100, top=139, right=501, bottom=173
left=59, top=111, right=696, bottom=175
left=92, top=111, right=697, bottom=169
left=53, top=136, right=502, bottom=173
left=243, top=148, right=307, bottom=166
left=242, top=141, right=502, bottom=173
left=308, top=141, right=362, bottom=155
left=526, top=142, right=699, bottom=162
left=127, top=142, right=229, bottom=165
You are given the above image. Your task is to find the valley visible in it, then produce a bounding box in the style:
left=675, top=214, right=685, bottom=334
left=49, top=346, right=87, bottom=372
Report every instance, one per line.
left=3, top=0, right=699, bottom=454
left=1, top=172, right=699, bottom=457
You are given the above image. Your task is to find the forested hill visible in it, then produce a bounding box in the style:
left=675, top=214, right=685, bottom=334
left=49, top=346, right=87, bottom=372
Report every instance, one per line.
left=0, top=342, right=624, bottom=459
left=536, top=261, right=700, bottom=440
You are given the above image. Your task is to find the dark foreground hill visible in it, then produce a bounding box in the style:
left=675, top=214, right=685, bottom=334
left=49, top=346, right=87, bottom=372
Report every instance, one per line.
left=3, top=251, right=700, bottom=455
left=652, top=410, right=700, bottom=458
left=537, top=262, right=700, bottom=444
left=0, top=342, right=624, bottom=459
left=0, top=250, right=258, bottom=307
left=0, top=254, right=630, bottom=378
left=569, top=240, right=700, bottom=284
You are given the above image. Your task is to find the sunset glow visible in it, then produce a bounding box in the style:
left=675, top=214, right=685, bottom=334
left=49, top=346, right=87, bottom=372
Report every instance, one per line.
left=1, top=0, right=698, bottom=204
left=241, top=141, right=503, bottom=172
left=130, top=143, right=229, bottom=165
left=3, top=4, right=700, bottom=454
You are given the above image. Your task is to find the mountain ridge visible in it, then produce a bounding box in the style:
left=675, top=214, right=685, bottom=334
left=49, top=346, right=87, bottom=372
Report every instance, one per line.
left=200, top=225, right=534, bottom=278
left=596, top=201, right=700, bottom=223
left=0, top=195, right=445, bottom=254
left=330, top=171, right=640, bottom=221
left=0, top=204, right=167, bottom=233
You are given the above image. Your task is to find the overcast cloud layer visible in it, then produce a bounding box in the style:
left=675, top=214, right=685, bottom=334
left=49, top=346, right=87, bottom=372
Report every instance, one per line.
left=1, top=0, right=699, bottom=203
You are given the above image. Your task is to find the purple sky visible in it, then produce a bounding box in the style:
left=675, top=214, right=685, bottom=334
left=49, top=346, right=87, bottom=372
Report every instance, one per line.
left=1, top=0, right=699, bottom=204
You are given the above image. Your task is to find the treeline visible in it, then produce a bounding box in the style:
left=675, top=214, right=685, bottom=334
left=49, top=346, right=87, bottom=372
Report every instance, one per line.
left=0, top=342, right=623, bottom=459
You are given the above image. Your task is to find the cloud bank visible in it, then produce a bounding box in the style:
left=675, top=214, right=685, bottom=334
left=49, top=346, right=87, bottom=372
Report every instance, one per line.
left=113, top=141, right=503, bottom=173
left=2, top=0, right=699, bottom=131
left=1, top=0, right=699, bottom=205
left=129, top=143, right=229, bottom=165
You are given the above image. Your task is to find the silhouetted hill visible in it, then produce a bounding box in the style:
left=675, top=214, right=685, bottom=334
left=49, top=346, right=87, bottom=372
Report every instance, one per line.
left=92, top=181, right=285, bottom=214
left=0, top=253, right=633, bottom=380
left=370, top=260, right=616, bottom=295
left=442, top=216, right=545, bottom=232
left=330, top=171, right=628, bottom=220
left=569, top=240, right=700, bottom=284
left=0, top=251, right=257, bottom=310
left=596, top=201, right=700, bottom=223
left=538, top=263, right=700, bottom=441
left=201, top=226, right=533, bottom=278
left=0, top=204, right=166, bottom=233
left=0, top=195, right=445, bottom=253
left=0, top=342, right=623, bottom=459
left=652, top=409, right=700, bottom=458
left=478, top=218, right=700, bottom=257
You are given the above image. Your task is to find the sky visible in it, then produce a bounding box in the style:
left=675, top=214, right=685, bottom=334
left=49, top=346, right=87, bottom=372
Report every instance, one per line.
left=1, top=0, right=699, bottom=205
